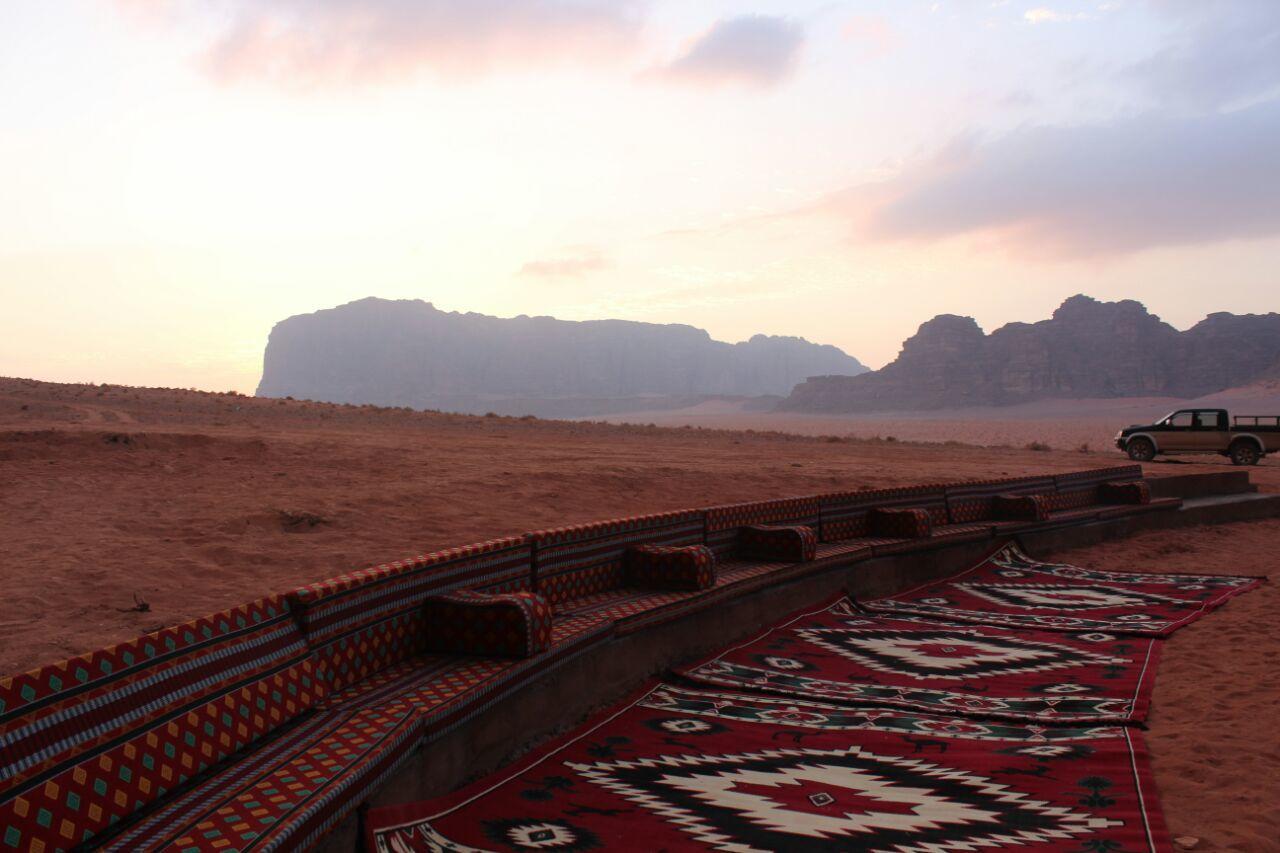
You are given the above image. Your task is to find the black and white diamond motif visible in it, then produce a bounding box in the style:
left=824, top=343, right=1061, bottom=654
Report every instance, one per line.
left=793, top=626, right=1124, bottom=681
left=567, top=746, right=1116, bottom=852
left=955, top=582, right=1183, bottom=611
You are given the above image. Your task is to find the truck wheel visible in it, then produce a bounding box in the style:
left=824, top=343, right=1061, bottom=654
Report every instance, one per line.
left=1126, top=438, right=1155, bottom=462
left=1230, top=440, right=1261, bottom=466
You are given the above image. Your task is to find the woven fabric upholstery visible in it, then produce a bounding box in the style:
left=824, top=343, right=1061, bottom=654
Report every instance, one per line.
left=99, top=703, right=420, bottom=853
left=624, top=544, right=716, bottom=591
left=1099, top=480, right=1151, bottom=505
left=817, top=485, right=945, bottom=542
left=703, top=497, right=820, bottom=557
left=945, top=476, right=1057, bottom=524
left=739, top=525, right=818, bottom=563
left=289, top=538, right=533, bottom=692
left=869, top=507, right=933, bottom=539
left=424, top=591, right=554, bottom=658
left=992, top=493, right=1051, bottom=522
left=1050, top=466, right=1144, bottom=512
left=0, top=596, right=320, bottom=851
left=530, top=511, right=704, bottom=605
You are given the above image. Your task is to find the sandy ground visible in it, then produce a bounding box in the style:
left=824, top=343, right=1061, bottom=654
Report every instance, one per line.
left=587, top=390, right=1280, bottom=454
left=1, top=376, right=1275, bottom=849
left=1054, top=523, right=1278, bottom=852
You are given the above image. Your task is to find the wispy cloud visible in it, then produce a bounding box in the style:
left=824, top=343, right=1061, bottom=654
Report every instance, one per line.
left=135, top=0, right=649, bottom=85
left=519, top=246, right=612, bottom=279
left=819, top=99, right=1280, bottom=259
left=1128, top=0, right=1280, bottom=111
left=653, top=15, right=804, bottom=88
left=1023, top=8, right=1090, bottom=25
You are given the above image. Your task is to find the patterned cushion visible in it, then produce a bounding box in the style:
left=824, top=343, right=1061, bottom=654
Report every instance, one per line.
left=0, top=596, right=320, bottom=851
left=704, top=497, right=820, bottom=557
left=1099, top=480, right=1151, bottom=505
left=739, top=525, right=818, bottom=562
left=992, top=493, right=1051, bottom=522
left=945, top=476, right=1058, bottom=524
left=531, top=511, right=704, bottom=605
left=869, top=507, right=933, bottom=539
left=289, top=538, right=533, bottom=692
left=424, top=591, right=554, bottom=658
left=818, top=485, right=945, bottom=542
left=98, top=704, right=420, bottom=852
left=625, top=544, right=716, bottom=590
left=1049, top=466, right=1144, bottom=513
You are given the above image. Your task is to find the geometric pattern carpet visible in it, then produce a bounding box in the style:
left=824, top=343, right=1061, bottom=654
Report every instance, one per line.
left=678, top=595, right=1163, bottom=723
left=859, top=542, right=1264, bottom=636
left=368, top=682, right=1172, bottom=852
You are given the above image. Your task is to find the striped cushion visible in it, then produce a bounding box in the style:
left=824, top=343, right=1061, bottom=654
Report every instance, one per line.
left=0, top=596, right=319, bottom=851
left=289, top=538, right=534, bottom=692
left=869, top=507, right=933, bottom=539
left=531, top=511, right=704, bottom=605
left=1099, top=480, right=1151, bottom=505
left=704, top=497, right=820, bottom=557
left=424, top=591, right=554, bottom=658
left=818, top=485, right=945, bottom=542
left=945, top=476, right=1057, bottom=524
left=740, top=525, right=818, bottom=562
left=625, top=545, right=716, bottom=591
left=99, top=704, right=420, bottom=852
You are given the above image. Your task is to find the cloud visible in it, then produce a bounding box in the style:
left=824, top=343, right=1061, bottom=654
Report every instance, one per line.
left=1023, top=8, right=1090, bottom=25
left=140, top=0, right=648, bottom=85
left=828, top=99, right=1280, bottom=259
left=655, top=15, right=803, bottom=88
left=519, top=246, right=611, bottom=278
left=842, top=14, right=898, bottom=60
left=1128, top=1, right=1280, bottom=112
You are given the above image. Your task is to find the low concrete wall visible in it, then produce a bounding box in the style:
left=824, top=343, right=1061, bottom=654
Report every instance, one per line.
left=323, top=480, right=1280, bottom=852
left=1148, top=469, right=1255, bottom=499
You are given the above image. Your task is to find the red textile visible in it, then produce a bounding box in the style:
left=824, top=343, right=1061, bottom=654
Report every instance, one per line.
left=739, top=524, right=818, bottom=562
left=423, top=590, right=553, bottom=657
left=679, top=595, right=1161, bottom=723
left=993, top=493, right=1051, bottom=521
left=624, top=544, right=716, bottom=590
left=368, top=682, right=1170, bottom=852
left=869, top=507, right=933, bottom=538
left=860, top=542, right=1265, bottom=636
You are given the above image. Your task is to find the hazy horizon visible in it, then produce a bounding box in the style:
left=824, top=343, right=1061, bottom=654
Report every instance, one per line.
left=4, top=1, right=1279, bottom=394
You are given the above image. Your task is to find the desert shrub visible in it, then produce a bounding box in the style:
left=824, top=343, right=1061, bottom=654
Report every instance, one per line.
left=1025, top=441, right=1051, bottom=452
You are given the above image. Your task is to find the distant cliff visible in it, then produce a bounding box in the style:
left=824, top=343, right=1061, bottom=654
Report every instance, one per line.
left=781, top=295, right=1280, bottom=412
left=256, top=298, right=866, bottom=415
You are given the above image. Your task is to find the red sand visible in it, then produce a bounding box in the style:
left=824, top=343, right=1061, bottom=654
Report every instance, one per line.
left=1, top=377, right=1274, bottom=849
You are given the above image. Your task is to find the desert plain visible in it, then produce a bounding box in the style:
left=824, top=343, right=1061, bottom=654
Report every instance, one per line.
left=1, top=375, right=1276, bottom=850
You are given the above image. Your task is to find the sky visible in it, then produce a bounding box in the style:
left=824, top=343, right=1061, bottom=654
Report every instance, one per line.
left=2, top=0, right=1279, bottom=393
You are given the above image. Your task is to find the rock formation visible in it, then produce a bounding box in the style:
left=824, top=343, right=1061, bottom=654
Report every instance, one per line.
left=256, top=298, right=866, bottom=415
left=781, top=295, right=1280, bottom=412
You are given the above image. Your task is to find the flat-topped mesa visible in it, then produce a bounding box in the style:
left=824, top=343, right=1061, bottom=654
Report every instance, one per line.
left=256, top=297, right=867, bottom=415
left=780, top=295, right=1280, bottom=413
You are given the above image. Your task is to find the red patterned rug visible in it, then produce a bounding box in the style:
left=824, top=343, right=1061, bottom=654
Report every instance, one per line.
left=368, top=682, right=1170, bottom=852
left=678, top=595, right=1161, bottom=723
left=859, top=542, right=1264, bottom=636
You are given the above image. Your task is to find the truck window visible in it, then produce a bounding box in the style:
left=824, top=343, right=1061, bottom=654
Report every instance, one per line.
left=1194, top=411, right=1220, bottom=429
left=1168, top=412, right=1193, bottom=428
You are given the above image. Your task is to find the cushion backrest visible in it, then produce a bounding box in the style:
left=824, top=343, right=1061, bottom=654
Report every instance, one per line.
left=1051, top=466, right=1143, bottom=511
left=703, top=498, right=820, bottom=558
left=818, top=485, right=945, bottom=542
left=0, top=596, right=317, bottom=850
left=530, top=511, right=704, bottom=605
left=289, top=537, right=533, bottom=692
left=946, top=476, right=1056, bottom=523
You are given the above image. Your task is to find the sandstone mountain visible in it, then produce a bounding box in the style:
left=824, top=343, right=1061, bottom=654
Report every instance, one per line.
left=781, top=295, right=1280, bottom=413
left=257, top=298, right=866, bottom=415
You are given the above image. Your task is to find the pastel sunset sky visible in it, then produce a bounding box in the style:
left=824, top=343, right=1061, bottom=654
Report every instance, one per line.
left=3, top=1, right=1278, bottom=393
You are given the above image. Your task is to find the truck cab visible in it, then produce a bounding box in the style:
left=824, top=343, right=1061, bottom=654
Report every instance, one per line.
left=1116, top=408, right=1278, bottom=465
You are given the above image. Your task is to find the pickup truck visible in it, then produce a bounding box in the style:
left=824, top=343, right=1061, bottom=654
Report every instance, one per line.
left=1115, top=409, right=1280, bottom=465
